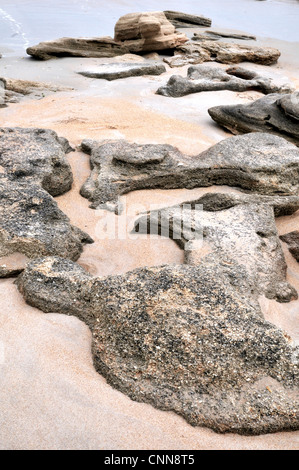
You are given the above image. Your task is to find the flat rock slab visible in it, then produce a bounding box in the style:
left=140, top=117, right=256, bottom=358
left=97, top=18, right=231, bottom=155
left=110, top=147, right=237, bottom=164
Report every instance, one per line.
left=79, top=133, right=299, bottom=211
left=134, top=195, right=298, bottom=302
left=0, top=77, right=72, bottom=105
left=208, top=92, right=299, bottom=146
left=194, top=30, right=256, bottom=41
left=175, top=41, right=281, bottom=66
left=0, top=176, right=93, bottom=277
left=78, top=63, right=166, bottom=81
left=157, top=65, right=294, bottom=97
left=26, top=36, right=129, bottom=60
left=0, top=127, right=73, bottom=196
left=163, top=10, right=212, bottom=28
left=17, top=256, right=299, bottom=435
left=280, top=231, right=299, bottom=262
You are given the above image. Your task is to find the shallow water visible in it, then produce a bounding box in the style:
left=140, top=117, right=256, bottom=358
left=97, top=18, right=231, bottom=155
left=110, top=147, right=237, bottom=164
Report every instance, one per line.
left=0, top=0, right=299, bottom=55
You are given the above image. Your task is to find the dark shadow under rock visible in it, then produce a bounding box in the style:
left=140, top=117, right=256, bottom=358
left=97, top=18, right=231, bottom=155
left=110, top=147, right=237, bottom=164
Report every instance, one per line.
left=280, top=231, right=299, bottom=262
left=17, top=256, right=299, bottom=435
left=79, top=133, right=299, bottom=211
left=0, top=127, right=73, bottom=196
left=208, top=92, right=299, bottom=146
left=78, top=62, right=166, bottom=81
left=0, top=176, right=93, bottom=277
left=157, top=65, right=294, bottom=97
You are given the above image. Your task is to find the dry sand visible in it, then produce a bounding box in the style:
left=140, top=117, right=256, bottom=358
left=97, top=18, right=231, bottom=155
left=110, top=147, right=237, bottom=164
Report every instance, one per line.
left=0, top=39, right=299, bottom=450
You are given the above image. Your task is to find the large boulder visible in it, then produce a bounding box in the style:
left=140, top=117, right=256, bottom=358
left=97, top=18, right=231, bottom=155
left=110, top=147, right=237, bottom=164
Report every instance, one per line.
left=157, top=65, right=294, bottom=97
left=79, top=133, right=299, bottom=211
left=208, top=92, right=299, bottom=146
left=114, top=12, right=188, bottom=53
left=17, top=256, right=299, bottom=435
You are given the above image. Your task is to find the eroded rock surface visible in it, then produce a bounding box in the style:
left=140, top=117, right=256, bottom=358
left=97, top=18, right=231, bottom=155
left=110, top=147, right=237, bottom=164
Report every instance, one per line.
left=208, top=92, right=299, bottom=146
left=280, top=231, right=299, bottom=262
left=114, top=12, right=188, bottom=53
left=157, top=65, right=294, bottom=97
left=133, top=196, right=298, bottom=302
left=174, top=41, right=280, bottom=66
left=17, top=256, right=299, bottom=435
left=0, top=127, right=73, bottom=196
left=0, top=176, right=93, bottom=277
left=78, top=62, right=166, bottom=81
left=163, top=10, right=212, bottom=28
left=0, top=77, right=72, bottom=105
left=80, top=133, right=299, bottom=210
left=193, top=30, right=256, bottom=41
left=26, top=37, right=129, bottom=60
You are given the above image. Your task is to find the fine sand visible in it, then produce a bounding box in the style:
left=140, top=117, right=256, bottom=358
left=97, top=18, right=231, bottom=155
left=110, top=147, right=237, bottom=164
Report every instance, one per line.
left=0, top=24, right=299, bottom=449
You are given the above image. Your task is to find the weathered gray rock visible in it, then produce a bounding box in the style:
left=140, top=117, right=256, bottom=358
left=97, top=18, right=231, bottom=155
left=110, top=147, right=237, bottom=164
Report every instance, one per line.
left=26, top=37, right=129, bottom=60
left=133, top=196, right=298, bottom=302
left=0, top=176, right=93, bottom=277
left=78, top=62, right=166, bottom=81
left=114, top=12, right=188, bottom=53
left=0, top=127, right=73, bottom=196
left=17, top=256, right=299, bottom=435
left=80, top=133, right=299, bottom=211
left=175, top=41, right=281, bottom=65
left=280, top=231, right=299, bottom=262
left=193, top=30, right=256, bottom=41
left=163, top=10, right=212, bottom=28
left=208, top=92, right=299, bottom=146
left=157, top=65, right=294, bottom=97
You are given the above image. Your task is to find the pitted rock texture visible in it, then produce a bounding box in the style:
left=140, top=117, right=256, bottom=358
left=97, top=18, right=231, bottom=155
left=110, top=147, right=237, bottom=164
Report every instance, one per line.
left=78, top=62, right=166, bottom=81
left=163, top=10, right=212, bottom=28
left=280, top=231, right=299, bottom=262
left=17, top=256, right=299, bottom=435
left=0, top=127, right=73, bottom=196
left=114, top=12, right=188, bottom=53
left=133, top=196, right=298, bottom=302
left=79, top=133, right=299, bottom=211
left=26, top=37, right=129, bottom=60
left=208, top=92, right=299, bottom=146
left=175, top=41, right=281, bottom=66
left=0, top=176, right=93, bottom=277
left=157, top=65, right=294, bottom=97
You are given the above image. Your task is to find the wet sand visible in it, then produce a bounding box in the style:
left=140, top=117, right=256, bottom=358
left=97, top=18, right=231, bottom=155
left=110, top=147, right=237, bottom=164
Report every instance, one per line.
left=1, top=6, right=299, bottom=450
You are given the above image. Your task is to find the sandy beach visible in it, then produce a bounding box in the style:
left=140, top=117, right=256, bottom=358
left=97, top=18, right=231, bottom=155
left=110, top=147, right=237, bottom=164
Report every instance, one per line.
left=0, top=0, right=299, bottom=450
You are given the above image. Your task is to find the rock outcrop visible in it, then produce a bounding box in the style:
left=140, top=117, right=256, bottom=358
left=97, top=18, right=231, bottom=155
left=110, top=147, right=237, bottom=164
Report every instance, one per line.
left=78, top=62, right=166, bottom=81
left=173, top=41, right=281, bottom=66
left=280, top=231, right=299, bottom=262
left=0, top=127, right=73, bottom=196
left=79, top=133, right=299, bottom=211
left=114, top=12, right=188, bottom=53
left=208, top=92, right=299, bottom=146
left=17, top=256, right=299, bottom=435
left=0, top=127, right=93, bottom=277
left=0, top=77, right=72, bottom=105
left=133, top=195, right=299, bottom=302
left=193, top=30, right=256, bottom=41
left=0, top=176, right=93, bottom=277
left=157, top=65, right=294, bottom=97
left=26, top=37, right=129, bottom=60
left=163, top=10, right=212, bottom=28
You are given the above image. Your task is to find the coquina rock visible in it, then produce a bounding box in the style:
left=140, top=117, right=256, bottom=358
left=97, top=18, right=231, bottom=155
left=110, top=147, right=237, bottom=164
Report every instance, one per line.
left=157, top=65, right=294, bottom=97
left=78, top=62, right=166, bottom=81
left=79, top=133, right=299, bottom=211
left=0, top=127, right=73, bottom=196
left=17, top=256, right=299, bottom=435
left=0, top=176, right=93, bottom=277
left=0, top=77, right=72, bottom=105
left=133, top=195, right=299, bottom=302
left=26, top=37, right=129, bottom=60
left=280, top=231, right=299, bottom=262
left=114, top=12, right=188, bottom=53
left=193, top=30, right=256, bottom=41
left=163, top=10, right=212, bottom=28
left=208, top=92, right=299, bottom=146
left=174, top=41, right=281, bottom=66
